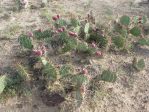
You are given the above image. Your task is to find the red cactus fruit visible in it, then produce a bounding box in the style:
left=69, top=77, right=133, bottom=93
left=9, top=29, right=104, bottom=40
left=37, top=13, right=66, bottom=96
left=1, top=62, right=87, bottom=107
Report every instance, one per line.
left=68, top=31, right=77, bottom=37
left=57, top=14, right=60, bottom=19
left=61, top=26, right=65, bottom=31
left=28, top=32, right=33, bottom=37
left=82, top=68, right=88, bottom=74
left=52, top=16, right=57, bottom=21
left=57, top=28, right=63, bottom=33
left=52, top=15, right=60, bottom=21
left=95, top=51, right=102, bottom=57
left=33, top=50, right=43, bottom=56
left=40, top=46, right=47, bottom=55
left=91, top=42, right=96, bottom=48
left=68, top=31, right=74, bottom=36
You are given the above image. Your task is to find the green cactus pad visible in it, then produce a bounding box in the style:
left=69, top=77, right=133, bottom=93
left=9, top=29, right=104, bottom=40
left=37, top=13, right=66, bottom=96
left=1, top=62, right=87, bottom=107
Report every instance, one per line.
left=120, top=16, right=130, bottom=26
left=42, top=63, right=57, bottom=81
left=84, top=23, right=90, bottom=34
left=101, top=70, right=117, bottom=82
left=60, top=65, right=74, bottom=78
left=112, top=36, right=125, bottom=49
left=19, top=34, right=33, bottom=49
left=130, top=27, right=141, bottom=37
left=0, top=75, right=8, bottom=94
left=137, top=38, right=149, bottom=46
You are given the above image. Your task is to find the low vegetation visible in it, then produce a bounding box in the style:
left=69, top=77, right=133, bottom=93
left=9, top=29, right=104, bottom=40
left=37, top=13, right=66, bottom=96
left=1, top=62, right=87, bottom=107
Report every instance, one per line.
left=0, top=12, right=148, bottom=110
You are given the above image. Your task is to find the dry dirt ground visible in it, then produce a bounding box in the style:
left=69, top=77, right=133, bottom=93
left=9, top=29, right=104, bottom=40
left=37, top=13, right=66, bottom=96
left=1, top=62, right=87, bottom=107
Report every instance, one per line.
left=0, top=0, right=149, bottom=112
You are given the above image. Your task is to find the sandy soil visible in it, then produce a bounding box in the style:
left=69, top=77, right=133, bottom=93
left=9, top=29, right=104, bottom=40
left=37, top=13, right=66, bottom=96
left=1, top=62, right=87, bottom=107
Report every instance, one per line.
left=0, top=0, right=149, bottom=112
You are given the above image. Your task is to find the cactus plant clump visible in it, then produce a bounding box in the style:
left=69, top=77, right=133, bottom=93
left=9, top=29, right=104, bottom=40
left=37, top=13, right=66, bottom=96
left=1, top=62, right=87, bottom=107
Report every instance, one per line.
left=3, top=13, right=147, bottom=109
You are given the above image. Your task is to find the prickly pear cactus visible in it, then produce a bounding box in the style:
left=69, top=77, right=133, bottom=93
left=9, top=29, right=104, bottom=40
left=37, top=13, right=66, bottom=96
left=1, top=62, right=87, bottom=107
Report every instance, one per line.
left=112, top=36, right=125, bottom=49
left=76, top=42, right=89, bottom=53
left=34, top=30, right=43, bottom=39
left=55, top=19, right=68, bottom=28
left=137, top=38, right=149, bottom=46
left=87, top=32, right=108, bottom=49
left=130, top=27, right=141, bottom=37
left=84, top=23, right=90, bottom=34
left=72, top=75, right=88, bottom=87
left=42, top=63, right=58, bottom=81
left=16, top=64, right=30, bottom=80
left=113, top=22, right=123, bottom=33
left=75, top=89, right=83, bottom=107
left=98, top=35, right=108, bottom=48
left=62, top=37, right=77, bottom=53
left=60, top=65, right=74, bottom=78
left=120, top=15, right=130, bottom=26
left=100, top=70, right=117, bottom=82
left=133, top=16, right=147, bottom=24
left=42, top=30, right=53, bottom=38
left=19, top=34, right=33, bottom=49
left=34, top=29, right=53, bottom=40
left=71, top=18, right=80, bottom=27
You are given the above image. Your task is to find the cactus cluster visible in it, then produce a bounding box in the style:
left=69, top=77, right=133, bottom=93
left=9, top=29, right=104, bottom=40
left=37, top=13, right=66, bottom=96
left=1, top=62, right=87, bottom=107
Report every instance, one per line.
left=111, top=15, right=148, bottom=51
left=29, top=56, right=89, bottom=107
left=1, top=14, right=147, bottom=108
left=18, top=14, right=149, bottom=55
